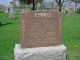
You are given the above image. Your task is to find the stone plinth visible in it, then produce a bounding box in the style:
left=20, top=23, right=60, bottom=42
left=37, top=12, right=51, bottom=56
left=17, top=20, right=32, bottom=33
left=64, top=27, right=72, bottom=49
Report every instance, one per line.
left=14, top=44, right=67, bottom=60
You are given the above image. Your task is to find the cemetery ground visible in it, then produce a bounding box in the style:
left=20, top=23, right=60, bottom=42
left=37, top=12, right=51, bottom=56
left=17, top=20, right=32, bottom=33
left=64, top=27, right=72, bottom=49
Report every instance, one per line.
left=0, top=12, right=80, bottom=60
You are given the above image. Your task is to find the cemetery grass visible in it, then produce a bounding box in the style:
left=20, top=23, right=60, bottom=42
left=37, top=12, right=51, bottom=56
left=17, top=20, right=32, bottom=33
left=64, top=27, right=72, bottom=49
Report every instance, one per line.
left=0, top=13, right=20, bottom=60
left=0, top=12, right=80, bottom=60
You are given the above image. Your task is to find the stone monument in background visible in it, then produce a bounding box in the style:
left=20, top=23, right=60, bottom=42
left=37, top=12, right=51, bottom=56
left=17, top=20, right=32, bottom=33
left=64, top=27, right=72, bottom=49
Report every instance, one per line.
left=68, top=7, right=74, bottom=14
left=9, top=1, right=15, bottom=18
left=5, top=7, right=9, bottom=13
left=37, top=3, right=41, bottom=10
left=14, top=10, right=67, bottom=60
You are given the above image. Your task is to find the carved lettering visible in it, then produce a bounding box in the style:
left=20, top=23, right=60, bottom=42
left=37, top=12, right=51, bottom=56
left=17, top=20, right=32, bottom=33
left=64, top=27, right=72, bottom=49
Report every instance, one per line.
left=35, top=13, right=51, bottom=17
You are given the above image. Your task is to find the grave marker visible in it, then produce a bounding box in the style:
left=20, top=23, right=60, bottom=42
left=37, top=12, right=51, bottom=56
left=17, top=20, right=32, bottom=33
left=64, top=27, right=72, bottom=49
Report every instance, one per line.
left=20, top=10, right=63, bottom=48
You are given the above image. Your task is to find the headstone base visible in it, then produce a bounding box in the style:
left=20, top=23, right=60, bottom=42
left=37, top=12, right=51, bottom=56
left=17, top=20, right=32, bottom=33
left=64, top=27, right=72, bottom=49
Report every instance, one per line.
left=14, top=44, right=67, bottom=60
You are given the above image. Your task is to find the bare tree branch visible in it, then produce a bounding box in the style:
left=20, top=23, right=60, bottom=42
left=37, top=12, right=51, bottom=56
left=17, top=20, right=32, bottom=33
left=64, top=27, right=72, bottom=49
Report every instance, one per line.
left=61, top=0, right=64, bottom=6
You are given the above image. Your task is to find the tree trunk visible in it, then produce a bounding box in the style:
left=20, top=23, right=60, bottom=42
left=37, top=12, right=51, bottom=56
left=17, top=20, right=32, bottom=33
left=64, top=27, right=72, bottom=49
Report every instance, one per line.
left=59, top=5, right=62, bottom=12
left=31, top=0, right=36, bottom=10
left=59, top=0, right=62, bottom=12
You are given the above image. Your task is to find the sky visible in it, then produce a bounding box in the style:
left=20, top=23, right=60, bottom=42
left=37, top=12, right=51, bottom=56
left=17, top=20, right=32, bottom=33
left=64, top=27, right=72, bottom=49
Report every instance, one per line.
left=0, top=0, right=80, bottom=8
left=0, top=0, right=19, bottom=7
left=0, top=0, right=10, bottom=6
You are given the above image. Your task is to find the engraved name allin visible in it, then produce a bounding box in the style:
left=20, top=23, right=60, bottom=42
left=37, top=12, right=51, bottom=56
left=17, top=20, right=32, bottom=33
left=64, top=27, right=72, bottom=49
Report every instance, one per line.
left=35, top=13, right=51, bottom=17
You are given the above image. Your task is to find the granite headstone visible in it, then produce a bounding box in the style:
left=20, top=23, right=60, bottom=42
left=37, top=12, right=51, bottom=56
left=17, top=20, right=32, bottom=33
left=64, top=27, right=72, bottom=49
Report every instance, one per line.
left=20, top=10, right=63, bottom=48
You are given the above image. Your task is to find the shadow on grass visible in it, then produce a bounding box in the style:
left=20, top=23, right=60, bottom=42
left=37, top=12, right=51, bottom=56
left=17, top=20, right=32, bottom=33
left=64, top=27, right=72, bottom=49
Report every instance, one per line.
left=0, top=23, right=13, bottom=27
left=15, top=17, right=19, bottom=19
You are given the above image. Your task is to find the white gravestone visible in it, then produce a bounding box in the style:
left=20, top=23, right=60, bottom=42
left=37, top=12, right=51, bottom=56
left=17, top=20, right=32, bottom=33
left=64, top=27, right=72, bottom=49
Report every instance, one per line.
left=9, top=2, right=15, bottom=18
left=37, top=3, right=41, bottom=10
left=5, top=8, right=9, bottom=13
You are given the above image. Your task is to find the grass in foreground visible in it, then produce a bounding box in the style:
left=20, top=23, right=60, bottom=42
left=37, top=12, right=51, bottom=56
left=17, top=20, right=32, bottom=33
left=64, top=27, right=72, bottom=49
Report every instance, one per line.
left=0, top=13, right=20, bottom=60
left=0, top=13, right=80, bottom=60
left=63, top=13, right=80, bottom=60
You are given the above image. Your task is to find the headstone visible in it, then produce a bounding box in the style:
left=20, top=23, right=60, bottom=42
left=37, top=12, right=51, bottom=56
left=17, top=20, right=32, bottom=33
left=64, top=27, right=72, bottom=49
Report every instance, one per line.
left=5, top=7, right=9, bottom=13
left=9, top=2, right=15, bottom=18
left=20, top=10, right=63, bottom=48
left=68, top=7, right=74, bottom=14
left=37, top=3, right=41, bottom=10
left=14, top=10, right=67, bottom=60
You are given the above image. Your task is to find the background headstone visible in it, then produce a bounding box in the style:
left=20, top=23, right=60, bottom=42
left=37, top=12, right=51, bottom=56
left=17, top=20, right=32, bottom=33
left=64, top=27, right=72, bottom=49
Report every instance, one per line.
left=5, top=7, right=9, bottom=13
left=9, top=2, right=15, bottom=18
left=37, top=3, right=41, bottom=10
left=68, top=7, right=74, bottom=14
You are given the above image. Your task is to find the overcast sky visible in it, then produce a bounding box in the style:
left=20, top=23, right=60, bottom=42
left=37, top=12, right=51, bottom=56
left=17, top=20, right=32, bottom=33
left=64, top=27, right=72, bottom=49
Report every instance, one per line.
left=0, top=0, right=19, bottom=7
left=0, top=0, right=10, bottom=6
left=0, top=0, right=80, bottom=7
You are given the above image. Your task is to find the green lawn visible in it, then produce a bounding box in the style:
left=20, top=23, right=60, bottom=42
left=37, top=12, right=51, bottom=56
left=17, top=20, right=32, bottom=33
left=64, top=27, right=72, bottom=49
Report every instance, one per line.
left=0, top=12, right=80, bottom=60
left=63, top=13, right=80, bottom=60
left=0, top=13, right=20, bottom=60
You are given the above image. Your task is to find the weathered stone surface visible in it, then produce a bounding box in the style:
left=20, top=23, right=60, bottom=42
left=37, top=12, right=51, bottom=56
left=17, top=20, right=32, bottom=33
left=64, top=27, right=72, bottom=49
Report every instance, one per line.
left=21, top=11, right=63, bottom=48
left=14, top=44, right=67, bottom=60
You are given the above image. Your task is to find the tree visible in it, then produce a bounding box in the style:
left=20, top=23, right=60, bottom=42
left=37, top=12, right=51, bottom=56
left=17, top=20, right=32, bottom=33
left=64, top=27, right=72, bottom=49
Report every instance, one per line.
left=71, top=0, right=80, bottom=11
left=55, top=0, right=64, bottom=12
left=31, top=0, right=42, bottom=10
left=71, top=0, right=80, bottom=2
left=19, top=0, right=43, bottom=10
